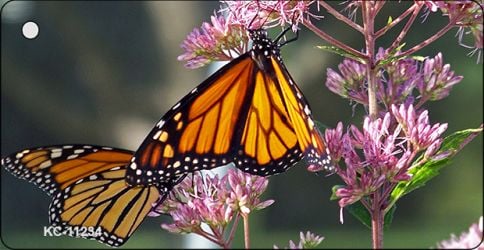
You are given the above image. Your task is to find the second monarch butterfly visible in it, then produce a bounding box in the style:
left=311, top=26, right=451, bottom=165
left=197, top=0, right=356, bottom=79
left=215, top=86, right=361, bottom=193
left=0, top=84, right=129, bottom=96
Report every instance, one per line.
left=1, top=25, right=332, bottom=247
left=126, top=27, right=333, bottom=186
left=1, top=145, right=185, bottom=247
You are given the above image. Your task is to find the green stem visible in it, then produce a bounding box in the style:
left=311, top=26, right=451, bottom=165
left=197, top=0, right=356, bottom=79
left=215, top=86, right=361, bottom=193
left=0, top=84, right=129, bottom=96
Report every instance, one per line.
left=387, top=3, right=422, bottom=55
left=194, top=228, right=226, bottom=248
left=362, top=3, right=383, bottom=247
left=318, top=1, right=364, bottom=33
left=303, top=20, right=367, bottom=60
left=371, top=201, right=384, bottom=249
left=362, top=2, right=378, bottom=120
left=375, top=3, right=419, bottom=38
left=398, top=17, right=459, bottom=58
left=242, top=213, right=250, bottom=249
left=226, top=213, right=241, bottom=247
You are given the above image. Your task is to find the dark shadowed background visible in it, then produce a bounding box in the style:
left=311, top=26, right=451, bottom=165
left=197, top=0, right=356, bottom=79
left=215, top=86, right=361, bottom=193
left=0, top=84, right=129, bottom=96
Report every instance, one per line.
left=1, top=1, right=482, bottom=249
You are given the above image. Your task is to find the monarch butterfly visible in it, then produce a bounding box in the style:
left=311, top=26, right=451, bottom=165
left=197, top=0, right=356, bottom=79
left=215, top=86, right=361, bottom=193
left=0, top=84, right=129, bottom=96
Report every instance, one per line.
left=1, top=145, right=184, bottom=247
left=126, top=28, right=333, bottom=186
left=1, top=27, right=332, bottom=247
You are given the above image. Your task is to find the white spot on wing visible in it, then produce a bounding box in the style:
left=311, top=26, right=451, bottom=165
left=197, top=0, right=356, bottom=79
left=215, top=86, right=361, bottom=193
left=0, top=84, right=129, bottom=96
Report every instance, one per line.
left=156, top=119, right=165, bottom=128
left=39, top=160, right=52, bottom=169
left=304, top=105, right=311, bottom=115
left=153, top=130, right=162, bottom=140
left=74, top=149, right=84, bottom=154
left=67, top=154, right=78, bottom=160
left=172, top=102, right=181, bottom=110
left=51, top=152, right=62, bottom=158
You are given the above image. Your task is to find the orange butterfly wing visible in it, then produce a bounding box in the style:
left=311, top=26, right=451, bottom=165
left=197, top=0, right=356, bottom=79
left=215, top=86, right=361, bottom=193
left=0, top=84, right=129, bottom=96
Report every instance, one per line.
left=50, top=165, right=160, bottom=247
left=236, top=56, right=331, bottom=175
left=2, top=145, right=165, bottom=247
left=2, top=145, right=132, bottom=194
left=268, top=57, right=332, bottom=169
left=126, top=30, right=332, bottom=186
left=126, top=54, right=257, bottom=185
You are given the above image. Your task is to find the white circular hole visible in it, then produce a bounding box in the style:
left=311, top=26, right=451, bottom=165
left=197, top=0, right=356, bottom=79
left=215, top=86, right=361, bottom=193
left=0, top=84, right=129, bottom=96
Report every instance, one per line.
left=22, top=21, right=39, bottom=39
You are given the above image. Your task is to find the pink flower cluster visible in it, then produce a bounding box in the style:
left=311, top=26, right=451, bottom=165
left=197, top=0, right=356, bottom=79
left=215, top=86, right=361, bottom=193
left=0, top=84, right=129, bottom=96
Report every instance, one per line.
left=322, top=103, right=447, bottom=211
left=149, top=168, right=273, bottom=246
left=221, top=1, right=319, bottom=30
left=274, top=231, right=325, bottom=249
left=178, top=1, right=320, bottom=68
left=438, top=216, right=483, bottom=249
left=326, top=53, right=463, bottom=109
left=424, top=0, right=483, bottom=58
left=178, top=15, right=249, bottom=69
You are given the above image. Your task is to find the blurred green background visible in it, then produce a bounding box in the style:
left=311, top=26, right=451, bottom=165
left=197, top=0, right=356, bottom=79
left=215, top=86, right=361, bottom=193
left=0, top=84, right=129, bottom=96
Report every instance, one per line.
left=1, top=1, right=482, bottom=249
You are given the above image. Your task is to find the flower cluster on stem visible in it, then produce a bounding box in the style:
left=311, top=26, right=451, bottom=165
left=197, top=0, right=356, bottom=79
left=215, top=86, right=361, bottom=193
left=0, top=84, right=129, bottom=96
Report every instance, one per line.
left=326, top=52, right=464, bottom=112
left=178, top=15, right=248, bottom=69
left=326, top=103, right=448, bottom=212
left=179, top=1, right=322, bottom=69
left=150, top=168, right=273, bottom=248
left=437, top=216, right=483, bottom=249
left=273, top=231, right=325, bottom=249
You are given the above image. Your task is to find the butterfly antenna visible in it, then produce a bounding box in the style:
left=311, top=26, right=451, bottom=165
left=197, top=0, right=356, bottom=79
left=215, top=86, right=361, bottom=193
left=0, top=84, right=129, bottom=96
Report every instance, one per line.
left=248, top=1, right=277, bottom=31
left=245, top=0, right=261, bottom=31
left=276, top=13, right=299, bottom=46
left=277, top=28, right=298, bottom=47
left=261, top=3, right=276, bottom=29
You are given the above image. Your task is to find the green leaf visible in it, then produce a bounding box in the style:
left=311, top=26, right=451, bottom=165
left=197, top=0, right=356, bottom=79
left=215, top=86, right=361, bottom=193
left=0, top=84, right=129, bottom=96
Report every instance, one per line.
left=376, top=49, right=425, bottom=68
left=438, top=127, right=482, bottom=152
left=345, top=202, right=397, bottom=229
left=387, top=16, right=393, bottom=25
left=376, top=44, right=408, bottom=67
left=330, top=185, right=345, bottom=200
left=389, top=127, right=482, bottom=205
left=411, top=55, right=426, bottom=62
left=393, top=43, right=406, bottom=53
left=347, top=202, right=372, bottom=228
left=384, top=205, right=396, bottom=229
left=316, top=45, right=366, bottom=64
left=336, top=127, right=481, bottom=230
